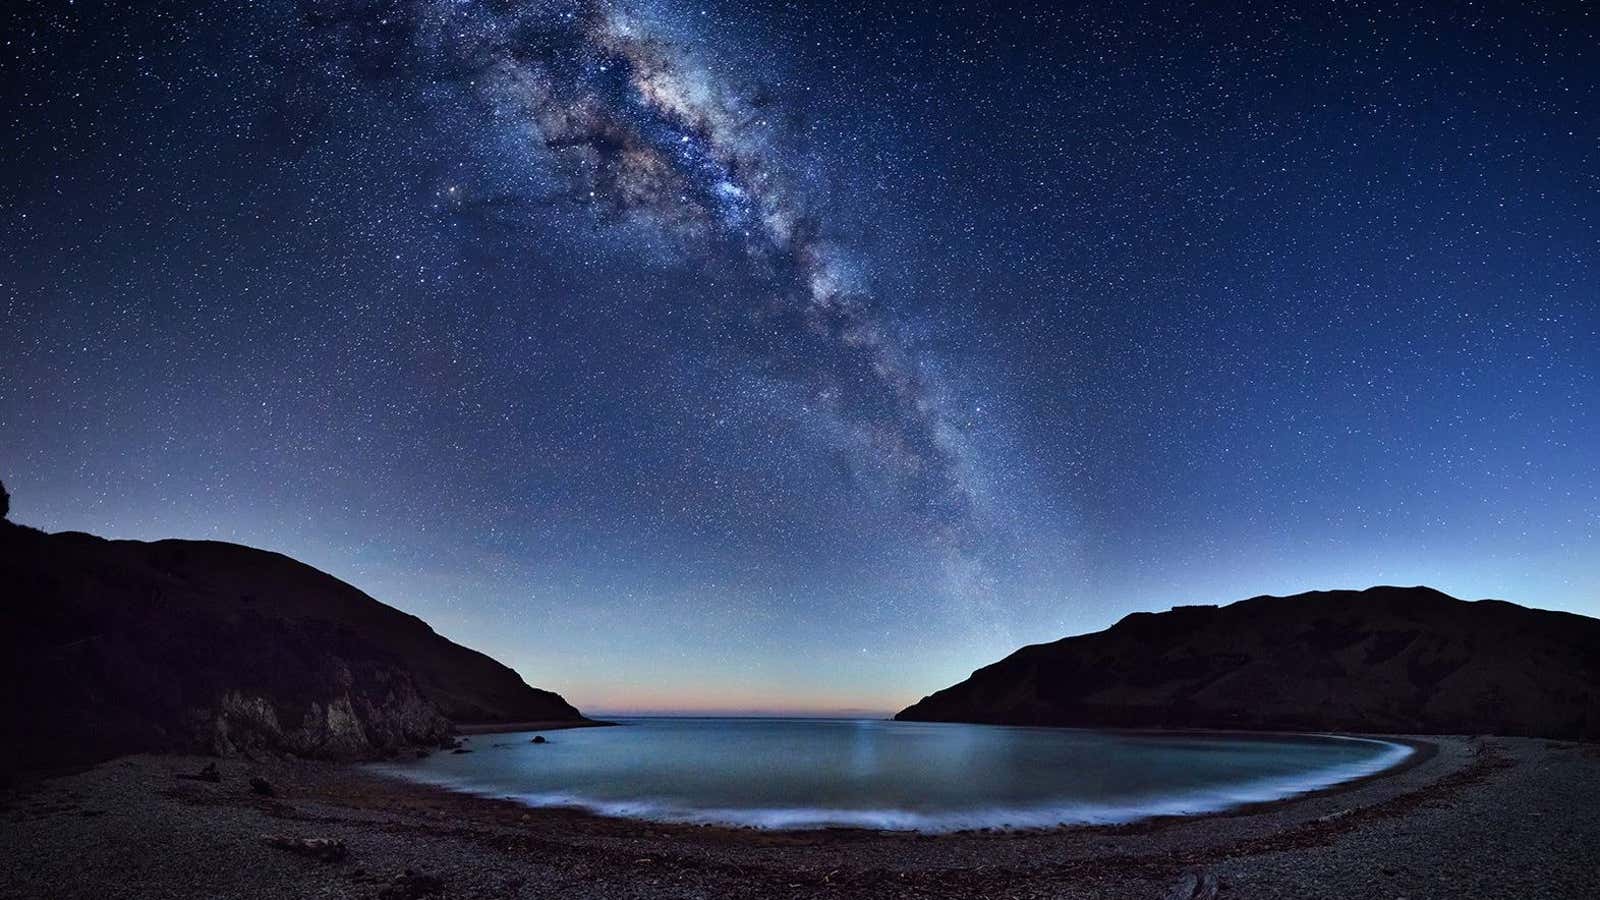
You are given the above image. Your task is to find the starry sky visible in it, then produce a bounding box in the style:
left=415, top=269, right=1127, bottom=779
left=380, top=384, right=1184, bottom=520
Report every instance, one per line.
left=3, top=0, right=1597, bottom=715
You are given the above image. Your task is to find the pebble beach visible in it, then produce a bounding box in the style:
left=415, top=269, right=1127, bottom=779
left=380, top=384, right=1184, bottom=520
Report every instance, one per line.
left=3, top=735, right=1596, bottom=899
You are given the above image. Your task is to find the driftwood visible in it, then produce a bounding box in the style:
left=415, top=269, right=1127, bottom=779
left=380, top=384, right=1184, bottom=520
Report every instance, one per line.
left=1163, top=869, right=1219, bottom=900
left=260, top=834, right=348, bottom=862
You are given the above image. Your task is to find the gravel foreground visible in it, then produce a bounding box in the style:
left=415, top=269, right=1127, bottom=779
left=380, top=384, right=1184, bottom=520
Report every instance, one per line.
left=2, top=735, right=1596, bottom=899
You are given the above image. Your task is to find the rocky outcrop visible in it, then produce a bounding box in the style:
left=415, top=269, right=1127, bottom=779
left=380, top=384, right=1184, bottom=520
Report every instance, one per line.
left=897, top=586, right=1600, bottom=740
left=1, top=521, right=587, bottom=770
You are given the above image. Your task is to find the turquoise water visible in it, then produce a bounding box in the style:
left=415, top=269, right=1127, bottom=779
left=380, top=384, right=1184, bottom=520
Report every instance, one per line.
left=373, top=718, right=1410, bottom=832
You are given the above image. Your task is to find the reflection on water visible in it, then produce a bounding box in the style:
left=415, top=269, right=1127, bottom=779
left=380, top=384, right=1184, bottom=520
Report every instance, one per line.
left=372, top=717, right=1410, bottom=831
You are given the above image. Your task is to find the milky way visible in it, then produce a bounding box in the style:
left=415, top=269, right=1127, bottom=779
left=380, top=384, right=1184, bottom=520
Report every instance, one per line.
left=310, top=0, right=1001, bottom=617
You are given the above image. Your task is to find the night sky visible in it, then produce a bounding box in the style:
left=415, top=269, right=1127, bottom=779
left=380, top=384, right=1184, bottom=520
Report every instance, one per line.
left=3, top=1, right=1597, bottom=715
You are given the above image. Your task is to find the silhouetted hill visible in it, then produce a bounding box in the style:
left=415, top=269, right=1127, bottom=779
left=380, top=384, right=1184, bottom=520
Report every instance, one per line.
left=897, top=586, right=1600, bottom=740
left=1, top=521, right=585, bottom=770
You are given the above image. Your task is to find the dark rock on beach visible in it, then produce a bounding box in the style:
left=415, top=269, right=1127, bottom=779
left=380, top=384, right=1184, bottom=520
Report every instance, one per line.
left=898, top=586, right=1600, bottom=739
left=0, top=520, right=589, bottom=771
left=261, top=833, right=347, bottom=862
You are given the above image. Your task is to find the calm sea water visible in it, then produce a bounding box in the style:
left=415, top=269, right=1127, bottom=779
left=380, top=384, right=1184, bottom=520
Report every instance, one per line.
left=373, top=718, right=1410, bottom=831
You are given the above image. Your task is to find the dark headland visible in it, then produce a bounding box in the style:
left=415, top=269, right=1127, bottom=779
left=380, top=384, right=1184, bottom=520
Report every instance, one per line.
left=0, top=515, right=594, bottom=773
left=897, top=585, right=1600, bottom=740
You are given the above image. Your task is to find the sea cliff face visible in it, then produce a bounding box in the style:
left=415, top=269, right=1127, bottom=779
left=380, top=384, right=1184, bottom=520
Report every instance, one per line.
left=204, top=678, right=448, bottom=761
left=1, top=522, right=585, bottom=770
left=897, top=586, right=1600, bottom=740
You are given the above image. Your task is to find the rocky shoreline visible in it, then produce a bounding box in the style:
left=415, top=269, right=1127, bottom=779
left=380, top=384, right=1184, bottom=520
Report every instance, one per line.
left=3, top=735, right=1597, bottom=898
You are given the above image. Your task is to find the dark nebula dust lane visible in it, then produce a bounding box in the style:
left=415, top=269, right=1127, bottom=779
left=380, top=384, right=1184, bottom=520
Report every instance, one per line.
left=316, top=0, right=993, bottom=544
left=2, top=0, right=1597, bottom=712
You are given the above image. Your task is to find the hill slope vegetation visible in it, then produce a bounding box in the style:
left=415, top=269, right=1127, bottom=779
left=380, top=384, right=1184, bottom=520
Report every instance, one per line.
left=897, top=586, right=1600, bottom=739
left=2, top=521, right=585, bottom=770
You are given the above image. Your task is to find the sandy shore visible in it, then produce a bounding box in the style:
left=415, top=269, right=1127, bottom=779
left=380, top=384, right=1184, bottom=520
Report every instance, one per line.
left=3, top=734, right=1596, bottom=898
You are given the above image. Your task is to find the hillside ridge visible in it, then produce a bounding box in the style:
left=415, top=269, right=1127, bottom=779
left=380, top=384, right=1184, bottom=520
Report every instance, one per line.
left=2, top=520, right=586, bottom=770
left=896, top=585, right=1600, bottom=740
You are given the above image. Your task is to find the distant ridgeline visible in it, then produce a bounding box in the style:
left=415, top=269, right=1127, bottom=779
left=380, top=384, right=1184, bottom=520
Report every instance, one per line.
left=898, top=586, right=1600, bottom=740
left=0, top=516, right=587, bottom=771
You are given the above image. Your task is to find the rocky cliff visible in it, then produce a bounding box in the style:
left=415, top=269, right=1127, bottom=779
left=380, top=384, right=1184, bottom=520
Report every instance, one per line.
left=897, top=586, right=1600, bottom=739
left=1, top=520, right=586, bottom=770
